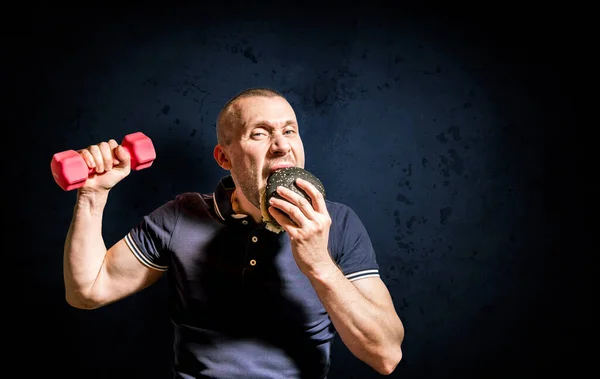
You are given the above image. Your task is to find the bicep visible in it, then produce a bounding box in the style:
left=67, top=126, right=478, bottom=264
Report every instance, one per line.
left=91, top=238, right=165, bottom=306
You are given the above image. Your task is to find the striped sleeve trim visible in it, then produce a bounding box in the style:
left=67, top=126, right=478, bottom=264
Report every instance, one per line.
left=125, top=233, right=168, bottom=272
left=345, top=269, right=379, bottom=282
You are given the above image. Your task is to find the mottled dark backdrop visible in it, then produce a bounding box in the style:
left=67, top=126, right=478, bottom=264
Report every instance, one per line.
left=6, top=2, right=581, bottom=378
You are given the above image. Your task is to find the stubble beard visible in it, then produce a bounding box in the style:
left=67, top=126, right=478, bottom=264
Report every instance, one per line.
left=236, top=168, right=262, bottom=210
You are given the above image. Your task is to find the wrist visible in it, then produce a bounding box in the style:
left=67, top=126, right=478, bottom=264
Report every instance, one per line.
left=75, top=189, right=110, bottom=215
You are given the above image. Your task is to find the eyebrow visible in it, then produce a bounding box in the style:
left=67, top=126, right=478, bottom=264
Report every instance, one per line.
left=249, top=120, right=297, bottom=128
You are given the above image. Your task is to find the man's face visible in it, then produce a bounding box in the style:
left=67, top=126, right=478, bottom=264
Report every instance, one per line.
left=222, top=96, right=305, bottom=209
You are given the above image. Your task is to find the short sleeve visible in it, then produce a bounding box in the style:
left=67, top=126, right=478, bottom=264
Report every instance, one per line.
left=328, top=202, right=380, bottom=282
left=125, top=197, right=181, bottom=271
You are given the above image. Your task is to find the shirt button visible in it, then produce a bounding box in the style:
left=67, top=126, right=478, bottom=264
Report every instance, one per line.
left=251, top=236, right=258, bottom=243
left=242, top=220, right=248, bottom=225
left=249, top=259, right=257, bottom=266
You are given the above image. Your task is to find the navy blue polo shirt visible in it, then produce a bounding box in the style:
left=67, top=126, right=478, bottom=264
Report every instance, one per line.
left=125, top=175, right=380, bottom=379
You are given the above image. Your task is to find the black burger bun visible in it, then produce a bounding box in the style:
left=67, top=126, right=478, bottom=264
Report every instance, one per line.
left=260, top=167, right=326, bottom=233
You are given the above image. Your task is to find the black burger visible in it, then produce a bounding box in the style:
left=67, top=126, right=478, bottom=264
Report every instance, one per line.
left=260, top=167, right=326, bottom=233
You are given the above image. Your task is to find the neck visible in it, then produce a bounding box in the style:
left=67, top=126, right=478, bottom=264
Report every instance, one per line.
left=231, top=189, right=263, bottom=224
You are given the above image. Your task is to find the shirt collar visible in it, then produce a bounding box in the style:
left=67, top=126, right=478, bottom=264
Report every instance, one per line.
left=213, top=175, right=249, bottom=221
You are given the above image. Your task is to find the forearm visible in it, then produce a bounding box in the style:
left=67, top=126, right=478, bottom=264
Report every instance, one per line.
left=63, top=190, right=110, bottom=308
left=306, top=260, right=403, bottom=374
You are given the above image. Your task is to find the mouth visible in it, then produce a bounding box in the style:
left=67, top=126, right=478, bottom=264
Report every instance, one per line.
left=268, top=162, right=295, bottom=174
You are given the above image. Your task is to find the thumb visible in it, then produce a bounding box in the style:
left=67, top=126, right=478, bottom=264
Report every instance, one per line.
left=115, top=145, right=131, bottom=168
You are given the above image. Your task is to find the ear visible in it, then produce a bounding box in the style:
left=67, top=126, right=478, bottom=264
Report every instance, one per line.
left=213, top=144, right=232, bottom=170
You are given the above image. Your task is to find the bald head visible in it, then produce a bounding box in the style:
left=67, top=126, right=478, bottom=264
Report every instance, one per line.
left=216, top=87, right=286, bottom=146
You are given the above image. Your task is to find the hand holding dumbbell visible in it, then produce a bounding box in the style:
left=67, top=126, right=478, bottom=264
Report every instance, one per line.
left=51, top=132, right=156, bottom=191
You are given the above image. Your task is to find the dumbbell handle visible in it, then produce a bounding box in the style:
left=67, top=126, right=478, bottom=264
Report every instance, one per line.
left=51, top=132, right=156, bottom=191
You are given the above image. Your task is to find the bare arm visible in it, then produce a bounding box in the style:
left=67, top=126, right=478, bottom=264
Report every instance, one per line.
left=62, top=138, right=163, bottom=309
left=306, top=265, right=404, bottom=375
left=64, top=191, right=163, bottom=309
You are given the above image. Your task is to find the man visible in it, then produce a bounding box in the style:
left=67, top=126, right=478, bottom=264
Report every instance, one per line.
left=63, top=87, right=404, bottom=378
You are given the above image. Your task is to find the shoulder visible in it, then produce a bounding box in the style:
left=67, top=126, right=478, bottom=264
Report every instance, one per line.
left=325, top=199, right=370, bottom=238
left=173, top=191, right=213, bottom=207
left=325, top=199, right=378, bottom=270
left=147, top=191, right=215, bottom=219
left=325, top=199, right=362, bottom=222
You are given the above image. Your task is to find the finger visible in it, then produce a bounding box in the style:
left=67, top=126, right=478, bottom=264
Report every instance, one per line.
left=114, top=144, right=131, bottom=168
left=107, top=139, right=120, bottom=166
left=275, top=185, right=315, bottom=219
left=98, top=142, right=114, bottom=170
left=268, top=206, right=299, bottom=230
left=78, top=149, right=96, bottom=171
left=269, top=196, right=307, bottom=227
left=294, top=178, right=326, bottom=213
left=87, top=145, right=104, bottom=173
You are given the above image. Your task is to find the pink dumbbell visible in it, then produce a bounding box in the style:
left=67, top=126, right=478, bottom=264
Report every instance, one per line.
left=51, top=132, right=156, bottom=191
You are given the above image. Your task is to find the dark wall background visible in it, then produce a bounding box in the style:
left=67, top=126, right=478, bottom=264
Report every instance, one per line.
left=6, top=2, right=583, bottom=378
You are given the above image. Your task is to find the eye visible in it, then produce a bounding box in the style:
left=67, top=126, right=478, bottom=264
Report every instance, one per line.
left=251, top=130, right=268, bottom=139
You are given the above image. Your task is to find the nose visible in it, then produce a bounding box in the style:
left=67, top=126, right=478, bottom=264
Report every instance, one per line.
left=269, top=134, right=291, bottom=156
